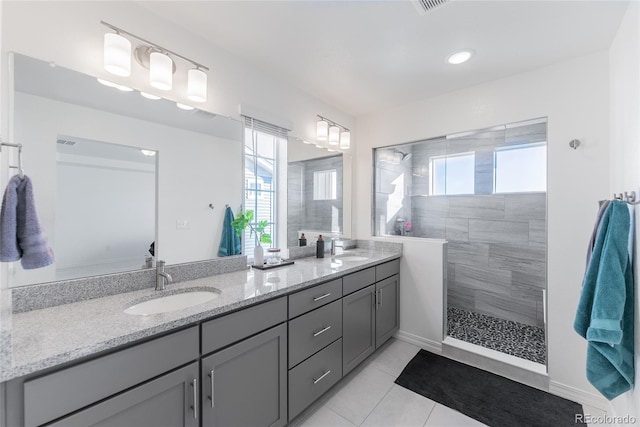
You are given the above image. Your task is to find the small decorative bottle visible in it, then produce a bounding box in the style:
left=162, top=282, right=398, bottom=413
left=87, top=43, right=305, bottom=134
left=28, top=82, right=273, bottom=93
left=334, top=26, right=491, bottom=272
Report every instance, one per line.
left=316, top=235, right=325, bottom=258
left=299, top=233, right=307, bottom=247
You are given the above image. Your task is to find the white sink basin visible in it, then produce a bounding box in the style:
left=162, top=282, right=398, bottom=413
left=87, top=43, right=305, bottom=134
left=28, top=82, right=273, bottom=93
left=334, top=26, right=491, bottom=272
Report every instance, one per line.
left=336, top=256, right=369, bottom=262
left=125, top=290, right=220, bottom=316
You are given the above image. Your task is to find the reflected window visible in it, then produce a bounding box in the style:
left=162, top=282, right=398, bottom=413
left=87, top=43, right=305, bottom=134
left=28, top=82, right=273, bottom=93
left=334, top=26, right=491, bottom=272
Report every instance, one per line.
left=313, top=169, right=337, bottom=200
left=494, top=143, right=546, bottom=193
left=429, top=152, right=475, bottom=196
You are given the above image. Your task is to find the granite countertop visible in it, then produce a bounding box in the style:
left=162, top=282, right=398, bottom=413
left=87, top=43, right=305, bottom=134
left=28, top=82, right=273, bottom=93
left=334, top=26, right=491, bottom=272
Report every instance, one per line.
left=0, top=248, right=400, bottom=383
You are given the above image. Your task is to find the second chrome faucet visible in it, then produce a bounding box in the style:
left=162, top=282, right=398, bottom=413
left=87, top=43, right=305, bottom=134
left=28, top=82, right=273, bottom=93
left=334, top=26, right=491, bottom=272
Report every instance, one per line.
left=156, top=260, right=173, bottom=291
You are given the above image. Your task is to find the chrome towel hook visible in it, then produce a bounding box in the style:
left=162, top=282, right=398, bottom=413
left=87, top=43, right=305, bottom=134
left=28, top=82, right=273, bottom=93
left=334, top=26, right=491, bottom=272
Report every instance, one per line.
left=569, top=139, right=581, bottom=150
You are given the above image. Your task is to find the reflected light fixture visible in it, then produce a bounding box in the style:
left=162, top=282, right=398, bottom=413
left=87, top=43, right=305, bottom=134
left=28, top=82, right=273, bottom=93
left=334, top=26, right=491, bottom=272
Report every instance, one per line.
left=317, top=119, right=329, bottom=141
left=340, top=130, right=351, bottom=149
left=140, top=91, right=161, bottom=100
left=176, top=102, right=194, bottom=111
left=104, top=32, right=131, bottom=77
left=302, top=140, right=313, bottom=145
left=328, top=125, right=340, bottom=145
left=188, top=68, right=207, bottom=102
left=447, top=50, right=473, bottom=65
left=140, top=149, right=156, bottom=156
left=96, top=78, right=133, bottom=92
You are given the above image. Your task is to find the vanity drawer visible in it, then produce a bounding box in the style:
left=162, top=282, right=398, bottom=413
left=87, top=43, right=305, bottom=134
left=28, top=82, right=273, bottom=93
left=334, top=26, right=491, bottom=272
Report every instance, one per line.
left=376, top=259, right=400, bottom=282
left=289, top=278, right=342, bottom=319
left=343, top=267, right=375, bottom=295
left=202, top=296, right=287, bottom=355
left=288, top=338, right=342, bottom=421
left=23, top=326, right=199, bottom=427
left=289, top=299, right=342, bottom=368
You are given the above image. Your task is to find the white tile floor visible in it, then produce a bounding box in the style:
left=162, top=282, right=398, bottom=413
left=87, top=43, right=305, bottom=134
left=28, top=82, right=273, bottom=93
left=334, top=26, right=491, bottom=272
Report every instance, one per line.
left=292, top=339, right=603, bottom=427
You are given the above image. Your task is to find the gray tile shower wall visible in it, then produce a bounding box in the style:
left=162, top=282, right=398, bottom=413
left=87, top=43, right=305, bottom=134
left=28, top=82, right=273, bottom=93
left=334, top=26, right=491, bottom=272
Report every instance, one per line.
left=408, top=122, right=547, bottom=327
left=288, top=155, right=343, bottom=247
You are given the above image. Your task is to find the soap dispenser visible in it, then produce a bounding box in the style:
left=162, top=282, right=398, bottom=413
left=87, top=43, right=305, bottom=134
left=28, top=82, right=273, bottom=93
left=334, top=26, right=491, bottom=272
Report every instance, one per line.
left=316, top=235, right=325, bottom=258
left=299, top=233, right=307, bottom=247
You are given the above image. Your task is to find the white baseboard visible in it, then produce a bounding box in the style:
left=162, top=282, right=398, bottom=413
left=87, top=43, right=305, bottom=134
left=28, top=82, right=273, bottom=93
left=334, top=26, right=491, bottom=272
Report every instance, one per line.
left=549, top=380, right=609, bottom=411
left=395, top=330, right=442, bottom=354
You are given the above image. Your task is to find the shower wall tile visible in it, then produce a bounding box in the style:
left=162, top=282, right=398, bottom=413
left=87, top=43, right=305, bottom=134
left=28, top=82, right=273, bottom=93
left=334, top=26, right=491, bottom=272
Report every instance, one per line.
left=475, top=291, right=538, bottom=327
left=454, top=264, right=512, bottom=296
left=512, top=270, right=546, bottom=289
left=468, top=219, right=529, bottom=244
left=412, top=215, right=446, bottom=239
left=448, top=195, right=505, bottom=219
left=445, top=218, right=469, bottom=241
left=505, top=122, right=547, bottom=145
left=489, top=244, right=545, bottom=278
left=447, top=242, right=490, bottom=267
left=447, top=285, right=476, bottom=311
left=474, top=149, right=495, bottom=195
left=412, top=195, right=449, bottom=217
left=504, top=193, right=546, bottom=220
left=511, top=283, right=543, bottom=301
left=529, top=219, right=546, bottom=246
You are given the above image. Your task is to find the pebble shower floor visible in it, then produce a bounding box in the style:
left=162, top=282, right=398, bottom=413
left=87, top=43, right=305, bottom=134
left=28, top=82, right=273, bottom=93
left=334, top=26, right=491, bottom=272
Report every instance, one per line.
left=447, top=306, right=546, bottom=365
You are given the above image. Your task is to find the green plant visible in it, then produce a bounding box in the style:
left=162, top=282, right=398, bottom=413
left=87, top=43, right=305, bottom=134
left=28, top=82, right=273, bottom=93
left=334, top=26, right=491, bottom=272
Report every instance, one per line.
left=231, top=210, right=272, bottom=246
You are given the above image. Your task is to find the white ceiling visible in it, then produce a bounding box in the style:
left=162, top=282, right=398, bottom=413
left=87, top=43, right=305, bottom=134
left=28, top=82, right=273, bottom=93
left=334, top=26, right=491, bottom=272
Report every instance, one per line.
left=142, top=0, right=630, bottom=117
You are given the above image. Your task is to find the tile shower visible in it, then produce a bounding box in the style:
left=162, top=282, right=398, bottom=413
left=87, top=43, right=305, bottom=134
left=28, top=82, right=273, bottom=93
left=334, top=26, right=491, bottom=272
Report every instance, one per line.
left=374, top=119, right=547, bottom=364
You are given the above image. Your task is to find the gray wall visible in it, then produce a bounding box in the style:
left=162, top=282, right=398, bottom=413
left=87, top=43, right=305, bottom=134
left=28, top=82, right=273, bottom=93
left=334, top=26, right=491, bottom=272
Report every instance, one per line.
left=287, top=155, right=343, bottom=247
left=374, top=122, right=547, bottom=327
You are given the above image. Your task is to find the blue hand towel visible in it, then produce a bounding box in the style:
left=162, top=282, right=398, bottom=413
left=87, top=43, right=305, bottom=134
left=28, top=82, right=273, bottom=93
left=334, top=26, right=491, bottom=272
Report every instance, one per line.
left=0, top=175, right=54, bottom=269
left=217, top=207, right=241, bottom=257
left=574, top=200, right=634, bottom=400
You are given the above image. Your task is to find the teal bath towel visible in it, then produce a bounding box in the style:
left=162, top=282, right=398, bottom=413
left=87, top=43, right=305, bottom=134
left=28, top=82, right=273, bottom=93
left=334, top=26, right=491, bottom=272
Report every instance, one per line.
left=217, top=207, right=241, bottom=257
left=574, top=200, right=634, bottom=400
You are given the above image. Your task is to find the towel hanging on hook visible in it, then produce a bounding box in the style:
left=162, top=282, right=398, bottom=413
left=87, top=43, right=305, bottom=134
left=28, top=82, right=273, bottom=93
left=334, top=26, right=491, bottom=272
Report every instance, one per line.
left=613, top=191, right=640, bottom=205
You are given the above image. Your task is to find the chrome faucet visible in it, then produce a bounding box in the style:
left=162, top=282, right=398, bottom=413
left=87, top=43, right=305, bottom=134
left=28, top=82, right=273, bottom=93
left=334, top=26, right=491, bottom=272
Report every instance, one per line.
left=156, top=260, right=173, bottom=291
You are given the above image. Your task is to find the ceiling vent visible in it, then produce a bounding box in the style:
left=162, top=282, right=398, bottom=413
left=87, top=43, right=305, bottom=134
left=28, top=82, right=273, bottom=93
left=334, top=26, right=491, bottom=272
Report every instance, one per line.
left=413, top=0, right=450, bottom=15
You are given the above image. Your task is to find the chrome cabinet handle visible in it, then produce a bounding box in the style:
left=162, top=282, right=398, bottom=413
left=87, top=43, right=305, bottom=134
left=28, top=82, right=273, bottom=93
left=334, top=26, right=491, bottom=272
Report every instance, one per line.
left=379, top=289, right=383, bottom=308
left=313, top=325, right=331, bottom=337
left=191, top=378, right=198, bottom=419
left=375, top=290, right=379, bottom=309
left=208, top=370, right=215, bottom=408
left=313, top=293, right=332, bottom=302
left=313, top=370, right=332, bottom=385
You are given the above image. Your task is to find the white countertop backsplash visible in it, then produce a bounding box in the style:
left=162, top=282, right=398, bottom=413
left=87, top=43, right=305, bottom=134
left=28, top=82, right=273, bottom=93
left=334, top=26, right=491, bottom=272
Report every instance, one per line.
left=0, top=243, right=401, bottom=383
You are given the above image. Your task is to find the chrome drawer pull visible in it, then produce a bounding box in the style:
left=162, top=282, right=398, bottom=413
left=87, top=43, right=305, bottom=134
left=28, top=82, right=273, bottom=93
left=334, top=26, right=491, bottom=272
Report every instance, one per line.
left=313, top=370, right=332, bottom=385
left=208, top=370, right=215, bottom=408
left=313, top=293, right=332, bottom=302
left=191, top=378, right=198, bottom=419
left=313, top=325, right=332, bottom=337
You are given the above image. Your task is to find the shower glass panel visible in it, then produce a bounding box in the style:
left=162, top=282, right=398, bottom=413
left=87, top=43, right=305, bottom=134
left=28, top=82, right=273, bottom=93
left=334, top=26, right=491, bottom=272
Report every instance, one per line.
left=373, top=118, right=547, bottom=365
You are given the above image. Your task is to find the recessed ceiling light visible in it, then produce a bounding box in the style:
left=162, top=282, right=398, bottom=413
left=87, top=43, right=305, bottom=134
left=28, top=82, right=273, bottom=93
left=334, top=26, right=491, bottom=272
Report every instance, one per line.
left=447, top=50, right=473, bottom=65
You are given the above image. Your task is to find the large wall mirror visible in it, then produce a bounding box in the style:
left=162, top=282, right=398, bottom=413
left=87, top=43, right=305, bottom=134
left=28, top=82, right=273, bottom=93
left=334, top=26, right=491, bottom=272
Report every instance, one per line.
left=9, top=53, right=244, bottom=287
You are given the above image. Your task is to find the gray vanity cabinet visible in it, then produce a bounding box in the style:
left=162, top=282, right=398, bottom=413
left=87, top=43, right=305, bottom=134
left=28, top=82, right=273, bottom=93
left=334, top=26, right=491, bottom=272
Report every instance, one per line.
left=201, top=323, right=288, bottom=427
left=342, top=285, right=376, bottom=376
left=47, top=362, right=199, bottom=427
left=375, top=274, right=400, bottom=348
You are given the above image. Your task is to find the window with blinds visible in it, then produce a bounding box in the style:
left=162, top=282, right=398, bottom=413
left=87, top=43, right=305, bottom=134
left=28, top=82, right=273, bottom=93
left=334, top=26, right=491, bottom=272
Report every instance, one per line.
left=242, top=116, right=288, bottom=260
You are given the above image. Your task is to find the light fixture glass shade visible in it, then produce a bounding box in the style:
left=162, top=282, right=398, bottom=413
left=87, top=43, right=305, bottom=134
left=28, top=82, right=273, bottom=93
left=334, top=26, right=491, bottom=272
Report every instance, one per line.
left=340, top=130, right=351, bottom=149
left=328, top=125, right=340, bottom=145
left=187, top=68, right=207, bottom=102
left=150, top=52, right=173, bottom=90
left=104, top=33, right=131, bottom=77
left=316, top=119, right=329, bottom=141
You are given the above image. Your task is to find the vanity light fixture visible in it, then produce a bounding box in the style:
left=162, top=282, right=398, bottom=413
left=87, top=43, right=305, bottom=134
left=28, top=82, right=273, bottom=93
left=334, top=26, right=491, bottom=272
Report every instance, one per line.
left=317, top=115, right=350, bottom=149
left=327, top=148, right=337, bottom=152
left=140, top=149, right=156, bottom=156
left=96, top=78, right=133, bottom=92
left=140, top=91, right=161, bottom=100
left=176, top=102, right=194, bottom=111
left=302, top=140, right=313, bottom=145
left=101, top=21, right=209, bottom=102
left=103, top=32, right=131, bottom=77
left=447, top=50, right=473, bottom=65
left=316, top=119, right=329, bottom=141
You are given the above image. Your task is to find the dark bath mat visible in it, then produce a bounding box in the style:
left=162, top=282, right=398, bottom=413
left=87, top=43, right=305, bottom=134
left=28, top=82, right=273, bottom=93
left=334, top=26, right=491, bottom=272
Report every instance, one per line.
left=395, top=350, right=585, bottom=427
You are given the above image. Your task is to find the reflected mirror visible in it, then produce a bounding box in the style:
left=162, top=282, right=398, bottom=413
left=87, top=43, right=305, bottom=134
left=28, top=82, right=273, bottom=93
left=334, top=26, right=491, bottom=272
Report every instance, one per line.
left=9, top=53, right=243, bottom=287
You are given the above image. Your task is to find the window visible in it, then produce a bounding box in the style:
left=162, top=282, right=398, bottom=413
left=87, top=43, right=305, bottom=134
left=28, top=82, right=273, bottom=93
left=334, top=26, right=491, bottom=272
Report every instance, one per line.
left=494, top=143, right=546, bottom=193
left=313, top=169, right=337, bottom=200
left=243, top=117, right=287, bottom=258
left=429, top=152, right=475, bottom=196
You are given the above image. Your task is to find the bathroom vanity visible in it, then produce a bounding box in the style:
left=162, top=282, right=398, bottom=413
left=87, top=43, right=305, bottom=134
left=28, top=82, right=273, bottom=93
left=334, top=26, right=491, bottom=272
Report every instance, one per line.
left=0, top=247, right=400, bottom=427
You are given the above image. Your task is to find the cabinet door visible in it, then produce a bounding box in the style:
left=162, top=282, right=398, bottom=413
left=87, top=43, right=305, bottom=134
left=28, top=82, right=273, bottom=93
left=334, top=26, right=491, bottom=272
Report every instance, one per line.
left=375, top=274, right=399, bottom=348
left=48, top=362, right=199, bottom=427
left=342, top=285, right=375, bottom=376
left=202, top=323, right=287, bottom=427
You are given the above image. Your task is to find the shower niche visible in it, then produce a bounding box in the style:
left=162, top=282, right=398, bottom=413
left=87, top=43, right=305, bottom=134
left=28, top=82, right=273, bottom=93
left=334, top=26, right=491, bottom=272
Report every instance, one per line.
left=373, top=118, right=548, bottom=365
